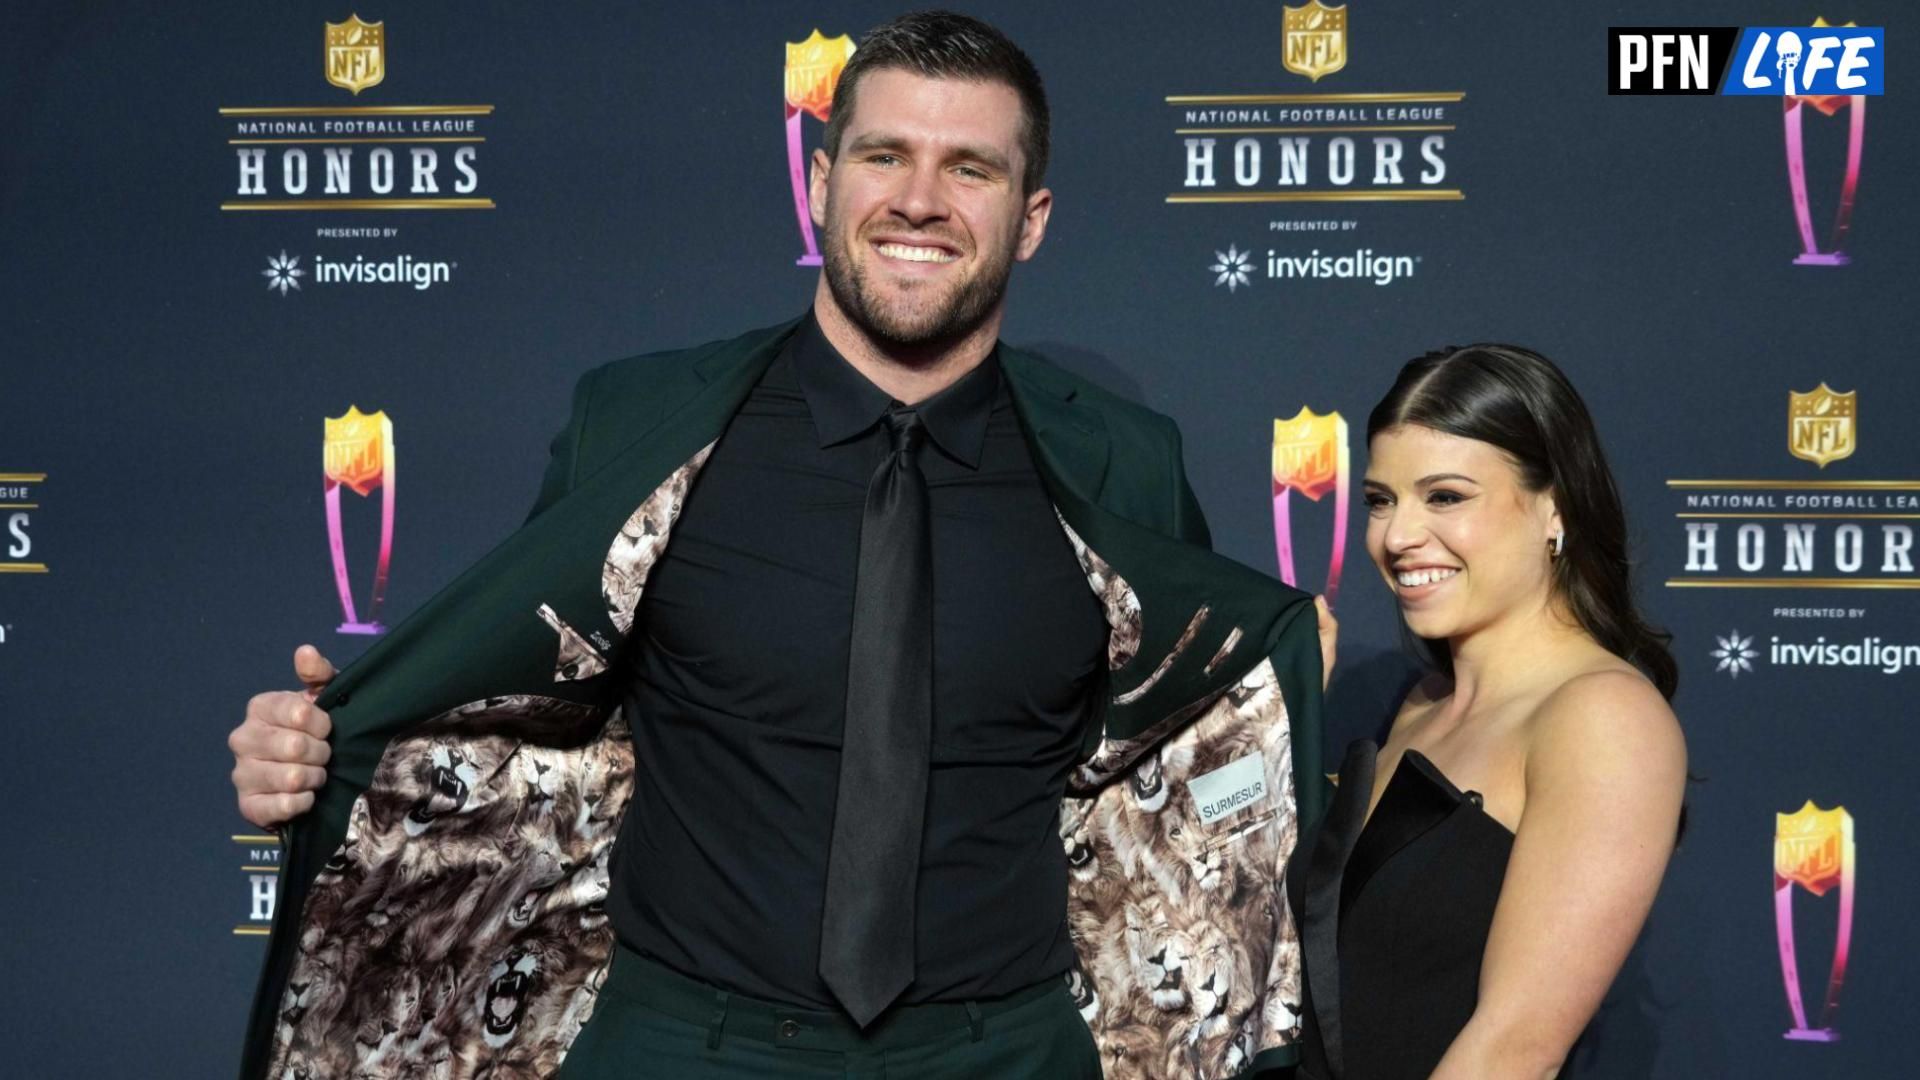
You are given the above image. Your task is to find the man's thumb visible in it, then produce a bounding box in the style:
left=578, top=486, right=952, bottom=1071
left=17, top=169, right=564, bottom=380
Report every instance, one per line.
left=293, top=644, right=337, bottom=690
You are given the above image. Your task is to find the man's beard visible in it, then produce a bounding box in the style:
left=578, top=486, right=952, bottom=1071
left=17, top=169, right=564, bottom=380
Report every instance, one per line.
left=821, top=207, right=1016, bottom=352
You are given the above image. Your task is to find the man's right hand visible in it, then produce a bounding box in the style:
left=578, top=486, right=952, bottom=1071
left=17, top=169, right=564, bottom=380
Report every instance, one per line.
left=229, top=645, right=336, bottom=829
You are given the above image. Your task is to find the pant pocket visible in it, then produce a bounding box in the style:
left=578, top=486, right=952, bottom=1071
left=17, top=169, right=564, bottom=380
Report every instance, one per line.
left=1057, top=987, right=1105, bottom=1078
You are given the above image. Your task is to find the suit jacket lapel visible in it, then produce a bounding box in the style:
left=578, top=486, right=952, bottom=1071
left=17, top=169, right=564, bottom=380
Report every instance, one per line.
left=1005, top=350, right=1310, bottom=747
left=1001, top=347, right=1111, bottom=503
left=597, top=317, right=801, bottom=473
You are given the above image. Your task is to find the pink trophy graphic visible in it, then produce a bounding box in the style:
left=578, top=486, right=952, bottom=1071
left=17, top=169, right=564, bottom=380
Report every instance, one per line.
left=1778, top=23, right=1866, bottom=266
left=1774, top=800, right=1856, bottom=1042
left=323, top=406, right=395, bottom=635
left=1272, top=407, right=1350, bottom=605
left=784, top=30, right=856, bottom=267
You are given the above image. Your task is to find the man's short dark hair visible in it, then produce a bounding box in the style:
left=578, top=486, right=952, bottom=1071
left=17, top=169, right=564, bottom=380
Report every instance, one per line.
left=821, top=11, right=1051, bottom=194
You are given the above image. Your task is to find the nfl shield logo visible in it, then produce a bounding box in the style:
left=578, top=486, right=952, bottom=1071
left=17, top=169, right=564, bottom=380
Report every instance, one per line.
left=1788, top=384, right=1856, bottom=468
left=1775, top=801, right=1849, bottom=897
left=1283, top=2, right=1348, bottom=82
left=785, top=29, right=857, bottom=123
left=1272, top=407, right=1346, bottom=501
left=324, top=406, right=391, bottom=496
left=326, top=15, right=386, bottom=95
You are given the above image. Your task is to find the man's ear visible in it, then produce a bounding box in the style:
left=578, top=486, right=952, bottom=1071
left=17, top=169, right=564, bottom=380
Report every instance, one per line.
left=808, top=148, right=832, bottom=230
left=1014, top=185, right=1053, bottom=262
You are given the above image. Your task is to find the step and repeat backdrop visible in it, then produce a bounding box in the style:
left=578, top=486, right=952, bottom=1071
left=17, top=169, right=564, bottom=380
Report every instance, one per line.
left=2, top=2, right=1913, bottom=1076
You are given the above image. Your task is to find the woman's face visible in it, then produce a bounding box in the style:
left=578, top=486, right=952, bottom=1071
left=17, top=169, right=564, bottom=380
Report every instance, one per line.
left=1363, top=424, right=1562, bottom=642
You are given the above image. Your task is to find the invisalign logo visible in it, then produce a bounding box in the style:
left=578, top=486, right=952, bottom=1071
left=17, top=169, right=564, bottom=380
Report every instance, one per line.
left=260, top=252, right=456, bottom=293
left=314, top=253, right=455, bottom=291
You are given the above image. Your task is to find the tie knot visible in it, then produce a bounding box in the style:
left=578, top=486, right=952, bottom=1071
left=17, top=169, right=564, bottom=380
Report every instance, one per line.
left=885, top=408, right=927, bottom=455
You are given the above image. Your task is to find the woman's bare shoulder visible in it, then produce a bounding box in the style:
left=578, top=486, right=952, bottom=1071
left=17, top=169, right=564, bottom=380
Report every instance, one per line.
left=1526, top=664, right=1685, bottom=781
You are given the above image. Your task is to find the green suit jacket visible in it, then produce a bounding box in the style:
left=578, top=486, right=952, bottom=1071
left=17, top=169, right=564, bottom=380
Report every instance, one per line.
left=242, top=318, right=1327, bottom=1080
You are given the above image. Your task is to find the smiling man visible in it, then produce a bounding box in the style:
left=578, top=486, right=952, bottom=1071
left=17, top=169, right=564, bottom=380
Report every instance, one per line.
left=232, top=12, right=1328, bottom=1080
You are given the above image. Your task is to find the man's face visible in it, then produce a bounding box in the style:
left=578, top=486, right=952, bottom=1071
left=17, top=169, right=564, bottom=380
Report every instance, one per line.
left=811, top=68, right=1051, bottom=349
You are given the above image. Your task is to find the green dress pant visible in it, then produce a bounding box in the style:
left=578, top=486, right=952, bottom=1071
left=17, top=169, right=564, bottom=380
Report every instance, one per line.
left=557, top=944, right=1104, bottom=1079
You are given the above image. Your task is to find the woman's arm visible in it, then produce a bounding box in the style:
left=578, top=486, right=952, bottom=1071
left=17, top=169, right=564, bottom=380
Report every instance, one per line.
left=1429, top=669, right=1686, bottom=1080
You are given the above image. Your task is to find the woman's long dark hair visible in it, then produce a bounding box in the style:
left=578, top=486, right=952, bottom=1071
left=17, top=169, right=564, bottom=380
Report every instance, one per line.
left=1367, top=344, right=1678, bottom=700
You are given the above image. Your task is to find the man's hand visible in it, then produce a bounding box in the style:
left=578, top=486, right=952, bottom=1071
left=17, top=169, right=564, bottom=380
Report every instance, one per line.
left=229, top=645, right=336, bottom=829
left=1315, top=595, right=1337, bottom=693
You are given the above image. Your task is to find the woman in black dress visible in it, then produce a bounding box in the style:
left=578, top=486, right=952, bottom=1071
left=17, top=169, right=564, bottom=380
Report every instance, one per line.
left=1293, top=345, right=1686, bottom=1079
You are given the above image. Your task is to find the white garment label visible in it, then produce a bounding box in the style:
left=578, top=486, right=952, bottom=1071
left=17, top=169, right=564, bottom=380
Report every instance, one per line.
left=1189, top=752, right=1268, bottom=825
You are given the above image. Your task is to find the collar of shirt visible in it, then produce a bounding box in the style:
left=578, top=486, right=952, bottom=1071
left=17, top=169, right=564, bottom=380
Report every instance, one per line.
left=786, top=309, right=1000, bottom=469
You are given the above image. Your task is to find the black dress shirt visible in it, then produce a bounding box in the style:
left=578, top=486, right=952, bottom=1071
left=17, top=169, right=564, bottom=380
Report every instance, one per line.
left=604, top=313, right=1110, bottom=1007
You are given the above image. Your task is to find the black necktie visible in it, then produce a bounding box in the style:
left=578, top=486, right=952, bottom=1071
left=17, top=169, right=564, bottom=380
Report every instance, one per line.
left=819, top=407, right=934, bottom=1027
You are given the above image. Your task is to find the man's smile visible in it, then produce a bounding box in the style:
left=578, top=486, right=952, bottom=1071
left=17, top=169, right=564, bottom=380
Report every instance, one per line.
left=869, top=234, right=963, bottom=271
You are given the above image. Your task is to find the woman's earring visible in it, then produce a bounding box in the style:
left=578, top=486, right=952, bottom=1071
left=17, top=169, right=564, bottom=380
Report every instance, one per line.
left=1550, top=532, right=1565, bottom=558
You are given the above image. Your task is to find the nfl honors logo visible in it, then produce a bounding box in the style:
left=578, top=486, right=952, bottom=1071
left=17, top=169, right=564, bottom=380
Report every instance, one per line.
left=325, top=14, right=386, bottom=95
left=1788, top=383, right=1856, bottom=468
left=1283, top=2, right=1348, bottom=82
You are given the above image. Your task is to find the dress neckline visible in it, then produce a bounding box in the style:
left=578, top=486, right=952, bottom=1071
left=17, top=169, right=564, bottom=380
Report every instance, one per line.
left=1365, top=749, right=1516, bottom=839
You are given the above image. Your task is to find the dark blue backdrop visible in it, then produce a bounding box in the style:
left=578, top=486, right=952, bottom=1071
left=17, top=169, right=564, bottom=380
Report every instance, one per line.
left=2, top=2, right=1913, bottom=1076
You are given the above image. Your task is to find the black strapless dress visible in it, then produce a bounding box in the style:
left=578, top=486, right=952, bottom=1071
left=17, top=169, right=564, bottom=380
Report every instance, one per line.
left=1284, top=739, right=1515, bottom=1080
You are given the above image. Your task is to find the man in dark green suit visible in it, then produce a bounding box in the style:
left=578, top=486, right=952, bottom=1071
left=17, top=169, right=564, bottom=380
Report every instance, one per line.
left=230, top=12, right=1327, bottom=1079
